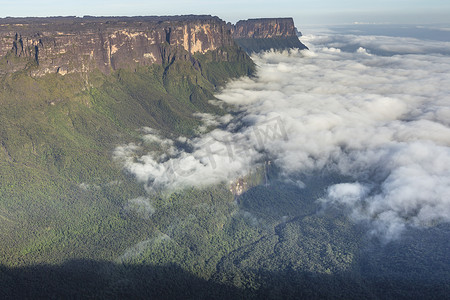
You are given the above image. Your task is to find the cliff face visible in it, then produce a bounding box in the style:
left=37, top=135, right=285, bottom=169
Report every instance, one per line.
left=0, top=16, right=307, bottom=76
left=231, top=18, right=307, bottom=53
left=232, top=18, right=298, bottom=39
left=0, top=16, right=236, bottom=76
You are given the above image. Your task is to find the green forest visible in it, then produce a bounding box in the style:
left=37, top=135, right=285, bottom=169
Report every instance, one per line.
left=0, top=41, right=449, bottom=299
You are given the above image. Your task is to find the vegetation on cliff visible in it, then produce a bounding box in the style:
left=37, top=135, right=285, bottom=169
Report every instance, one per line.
left=0, top=28, right=254, bottom=266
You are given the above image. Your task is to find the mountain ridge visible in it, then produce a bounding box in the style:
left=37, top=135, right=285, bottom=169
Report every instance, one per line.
left=0, top=15, right=307, bottom=77
left=0, top=15, right=237, bottom=77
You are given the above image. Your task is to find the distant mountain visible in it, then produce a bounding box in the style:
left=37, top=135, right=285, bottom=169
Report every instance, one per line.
left=231, top=18, right=308, bottom=53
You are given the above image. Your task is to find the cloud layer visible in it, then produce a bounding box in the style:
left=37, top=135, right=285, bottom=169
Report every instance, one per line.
left=115, top=31, right=450, bottom=239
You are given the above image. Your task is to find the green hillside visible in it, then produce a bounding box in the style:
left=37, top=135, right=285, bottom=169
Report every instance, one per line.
left=0, top=44, right=254, bottom=267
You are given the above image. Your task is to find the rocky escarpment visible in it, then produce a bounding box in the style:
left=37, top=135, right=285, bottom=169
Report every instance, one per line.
left=0, top=16, right=242, bottom=77
left=231, top=18, right=308, bottom=53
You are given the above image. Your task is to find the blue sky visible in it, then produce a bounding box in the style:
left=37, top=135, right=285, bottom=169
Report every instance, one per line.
left=1, top=0, right=449, bottom=25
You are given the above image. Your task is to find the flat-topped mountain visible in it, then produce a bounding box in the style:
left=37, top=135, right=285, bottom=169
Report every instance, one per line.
left=231, top=17, right=308, bottom=53
left=0, top=15, right=241, bottom=76
left=0, top=16, right=307, bottom=77
left=232, top=17, right=299, bottom=39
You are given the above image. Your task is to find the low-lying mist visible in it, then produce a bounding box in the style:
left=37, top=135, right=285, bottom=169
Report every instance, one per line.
left=115, top=30, right=450, bottom=241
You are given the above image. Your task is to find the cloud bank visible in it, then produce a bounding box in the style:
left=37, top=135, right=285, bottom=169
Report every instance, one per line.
left=115, top=31, right=450, bottom=240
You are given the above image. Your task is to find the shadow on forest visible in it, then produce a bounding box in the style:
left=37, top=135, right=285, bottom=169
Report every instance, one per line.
left=1, top=259, right=449, bottom=299
left=0, top=260, right=242, bottom=299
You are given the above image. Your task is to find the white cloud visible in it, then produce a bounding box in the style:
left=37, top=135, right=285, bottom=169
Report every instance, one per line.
left=114, top=128, right=261, bottom=193
left=124, top=197, right=155, bottom=219
left=302, top=32, right=450, bottom=56
left=115, top=32, right=450, bottom=240
left=117, top=233, right=171, bottom=262
left=326, top=183, right=370, bottom=206
left=78, top=182, right=101, bottom=191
